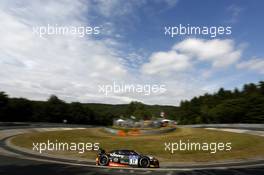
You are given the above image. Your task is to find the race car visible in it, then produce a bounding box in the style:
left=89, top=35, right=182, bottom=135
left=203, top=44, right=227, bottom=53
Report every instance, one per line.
left=96, top=149, right=159, bottom=168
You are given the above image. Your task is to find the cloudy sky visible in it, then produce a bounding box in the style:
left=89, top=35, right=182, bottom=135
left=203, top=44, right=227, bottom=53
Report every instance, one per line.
left=0, top=0, right=263, bottom=105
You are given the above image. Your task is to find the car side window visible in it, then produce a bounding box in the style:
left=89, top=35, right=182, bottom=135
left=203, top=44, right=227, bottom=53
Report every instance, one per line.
left=110, top=150, right=118, bottom=155
left=119, top=150, right=131, bottom=155
left=124, top=150, right=130, bottom=155
left=118, top=150, right=125, bottom=155
left=110, top=150, right=115, bottom=154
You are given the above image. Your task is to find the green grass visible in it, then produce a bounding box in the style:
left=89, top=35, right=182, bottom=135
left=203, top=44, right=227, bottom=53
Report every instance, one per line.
left=11, top=128, right=264, bottom=163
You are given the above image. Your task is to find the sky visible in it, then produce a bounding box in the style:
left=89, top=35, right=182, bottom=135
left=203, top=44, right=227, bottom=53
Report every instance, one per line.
left=0, top=0, right=264, bottom=106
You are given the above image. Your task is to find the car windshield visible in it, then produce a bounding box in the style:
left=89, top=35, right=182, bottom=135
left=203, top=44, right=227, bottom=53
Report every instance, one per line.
left=129, top=151, right=139, bottom=155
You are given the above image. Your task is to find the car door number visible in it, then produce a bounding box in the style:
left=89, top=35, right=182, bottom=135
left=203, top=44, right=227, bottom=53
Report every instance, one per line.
left=129, top=156, right=138, bottom=165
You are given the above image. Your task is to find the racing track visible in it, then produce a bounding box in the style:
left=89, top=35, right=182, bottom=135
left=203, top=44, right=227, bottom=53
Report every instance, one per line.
left=0, top=123, right=264, bottom=175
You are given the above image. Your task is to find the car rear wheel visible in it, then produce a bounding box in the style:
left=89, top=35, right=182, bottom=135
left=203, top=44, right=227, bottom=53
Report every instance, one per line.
left=98, top=155, right=109, bottom=166
left=139, top=157, right=150, bottom=168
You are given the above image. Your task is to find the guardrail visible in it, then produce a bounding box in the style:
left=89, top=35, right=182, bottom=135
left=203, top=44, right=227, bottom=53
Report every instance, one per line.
left=178, top=124, right=264, bottom=131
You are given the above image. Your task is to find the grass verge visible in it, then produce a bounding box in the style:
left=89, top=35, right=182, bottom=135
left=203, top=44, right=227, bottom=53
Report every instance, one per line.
left=11, top=127, right=264, bottom=163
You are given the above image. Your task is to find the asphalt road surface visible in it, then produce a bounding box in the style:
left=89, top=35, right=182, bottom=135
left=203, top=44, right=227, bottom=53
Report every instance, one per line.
left=1, top=155, right=264, bottom=175
left=1, top=122, right=264, bottom=175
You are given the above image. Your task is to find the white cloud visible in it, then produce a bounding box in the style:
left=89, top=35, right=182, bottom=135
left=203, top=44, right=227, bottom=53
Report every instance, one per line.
left=142, top=38, right=242, bottom=76
left=226, top=4, right=243, bottom=23
left=141, top=51, right=192, bottom=75
left=92, top=0, right=138, bottom=17
left=0, top=0, right=186, bottom=105
left=174, top=38, right=242, bottom=67
left=0, top=0, right=128, bottom=103
left=90, top=0, right=179, bottom=19
left=164, top=0, right=179, bottom=8
left=237, top=58, right=264, bottom=74
left=139, top=38, right=245, bottom=105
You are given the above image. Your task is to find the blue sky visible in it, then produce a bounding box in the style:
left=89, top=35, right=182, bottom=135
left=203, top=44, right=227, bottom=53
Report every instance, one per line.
left=0, top=0, right=263, bottom=105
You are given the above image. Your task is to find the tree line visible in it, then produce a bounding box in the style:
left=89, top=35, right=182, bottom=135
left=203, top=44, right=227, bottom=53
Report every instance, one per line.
left=0, top=94, right=111, bottom=125
left=176, top=81, right=264, bottom=124
left=0, top=81, right=263, bottom=125
left=0, top=94, right=176, bottom=125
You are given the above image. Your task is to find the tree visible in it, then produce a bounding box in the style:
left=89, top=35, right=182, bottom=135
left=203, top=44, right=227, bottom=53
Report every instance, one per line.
left=258, top=81, right=264, bottom=95
left=0, top=92, right=9, bottom=121
left=45, top=95, right=68, bottom=123
left=244, top=95, right=264, bottom=123
left=6, top=98, right=33, bottom=122
left=208, top=98, right=247, bottom=123
left=0, top=92, right=8, bottom=107
left=243, top=83, right=258, bottom=95
left=68, top=102, right=94, bottom=124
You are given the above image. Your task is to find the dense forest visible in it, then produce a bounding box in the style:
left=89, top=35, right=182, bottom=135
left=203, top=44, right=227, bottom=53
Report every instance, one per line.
left=177, top=81, right=264, bottom=124
left=0, top=94, right=177, bottom=125
left=0, top=81, right=264, bottom=125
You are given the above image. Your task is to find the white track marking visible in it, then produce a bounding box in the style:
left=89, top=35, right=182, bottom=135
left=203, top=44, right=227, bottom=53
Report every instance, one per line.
left=206, top=128, right=264, bottom=137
